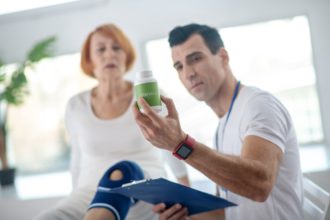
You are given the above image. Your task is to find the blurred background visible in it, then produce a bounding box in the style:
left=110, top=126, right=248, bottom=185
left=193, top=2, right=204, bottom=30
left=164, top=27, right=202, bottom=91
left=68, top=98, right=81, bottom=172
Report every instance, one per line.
left=0, top=0, right=329, bottom=219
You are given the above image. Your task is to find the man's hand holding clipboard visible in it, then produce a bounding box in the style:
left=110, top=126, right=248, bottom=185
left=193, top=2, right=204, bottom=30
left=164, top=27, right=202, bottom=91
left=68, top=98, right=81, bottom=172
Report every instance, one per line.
left=98, top=178, right=236, bottom=215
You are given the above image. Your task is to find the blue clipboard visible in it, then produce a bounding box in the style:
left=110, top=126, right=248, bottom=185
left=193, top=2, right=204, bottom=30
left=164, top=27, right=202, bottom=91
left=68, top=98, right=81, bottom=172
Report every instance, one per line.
left=98, top=178, right=236, bottom=215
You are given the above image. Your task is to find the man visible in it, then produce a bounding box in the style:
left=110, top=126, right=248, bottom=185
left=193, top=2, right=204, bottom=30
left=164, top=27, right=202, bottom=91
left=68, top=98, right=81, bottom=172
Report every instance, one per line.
left=133, top=23, right=304, bottom=220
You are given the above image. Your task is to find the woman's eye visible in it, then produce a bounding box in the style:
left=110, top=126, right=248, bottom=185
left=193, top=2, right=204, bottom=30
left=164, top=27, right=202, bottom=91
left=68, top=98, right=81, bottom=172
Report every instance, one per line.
left=97, top=47, right=105, bottom=53
left=112, top=44, right=121, bottom=51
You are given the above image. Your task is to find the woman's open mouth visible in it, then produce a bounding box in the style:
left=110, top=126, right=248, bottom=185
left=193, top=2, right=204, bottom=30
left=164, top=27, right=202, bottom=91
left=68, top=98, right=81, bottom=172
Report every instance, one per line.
left=104, top=63, right=117, bottom=69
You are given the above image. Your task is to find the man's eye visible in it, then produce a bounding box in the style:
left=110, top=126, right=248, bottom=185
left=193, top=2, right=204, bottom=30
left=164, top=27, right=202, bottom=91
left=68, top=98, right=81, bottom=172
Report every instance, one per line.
left=175, top=65, right=183, bottom=72
left=192, top=55, right=201, bottom=62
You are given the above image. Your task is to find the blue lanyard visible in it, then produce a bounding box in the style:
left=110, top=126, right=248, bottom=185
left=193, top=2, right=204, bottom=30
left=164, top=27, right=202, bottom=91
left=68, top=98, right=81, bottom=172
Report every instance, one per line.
left=215, top=81, right=241, bottom=150
left=215, top=81, right=241, bottom=197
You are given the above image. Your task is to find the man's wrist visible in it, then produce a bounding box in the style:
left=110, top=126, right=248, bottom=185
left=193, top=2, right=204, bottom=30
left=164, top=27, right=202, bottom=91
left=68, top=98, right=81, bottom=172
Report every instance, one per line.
left=172, top=134, right=195, bottom=160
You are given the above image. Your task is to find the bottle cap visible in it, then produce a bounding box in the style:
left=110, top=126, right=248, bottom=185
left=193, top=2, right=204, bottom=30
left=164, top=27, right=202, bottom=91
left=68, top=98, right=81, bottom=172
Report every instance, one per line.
left=136, top=70, right=153, bottom=80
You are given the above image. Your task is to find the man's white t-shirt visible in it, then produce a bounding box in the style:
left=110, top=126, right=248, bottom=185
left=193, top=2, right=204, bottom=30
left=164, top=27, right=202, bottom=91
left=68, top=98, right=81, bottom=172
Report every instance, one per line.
left=216, top=86, right=304, bottom=220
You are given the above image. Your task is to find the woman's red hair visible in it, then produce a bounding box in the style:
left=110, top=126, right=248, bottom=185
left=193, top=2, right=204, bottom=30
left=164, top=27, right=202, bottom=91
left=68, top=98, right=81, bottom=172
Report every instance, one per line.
left=81, top=24, right=136, bottom=77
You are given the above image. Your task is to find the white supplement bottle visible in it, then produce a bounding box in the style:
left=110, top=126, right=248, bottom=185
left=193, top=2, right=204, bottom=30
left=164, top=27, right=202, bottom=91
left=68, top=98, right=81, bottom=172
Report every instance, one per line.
left=134, top=70, right=162, bottom=112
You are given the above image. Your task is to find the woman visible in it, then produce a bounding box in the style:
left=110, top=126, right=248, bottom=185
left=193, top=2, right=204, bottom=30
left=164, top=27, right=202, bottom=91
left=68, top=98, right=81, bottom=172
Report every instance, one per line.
left=34, top=24, right=189, bottom=220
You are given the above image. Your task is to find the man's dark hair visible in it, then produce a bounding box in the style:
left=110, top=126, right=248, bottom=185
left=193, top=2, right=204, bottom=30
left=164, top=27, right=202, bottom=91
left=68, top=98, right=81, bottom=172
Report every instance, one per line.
left=168, top=23, right=224, bottom=54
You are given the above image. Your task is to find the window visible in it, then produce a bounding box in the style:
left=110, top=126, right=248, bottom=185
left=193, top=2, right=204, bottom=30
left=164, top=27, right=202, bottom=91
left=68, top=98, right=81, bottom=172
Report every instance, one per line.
left=220, top=16, right=323, bottom=145
left=146, top=16, right=327, bottom=174
left=7, top=53, right=95, bottom=175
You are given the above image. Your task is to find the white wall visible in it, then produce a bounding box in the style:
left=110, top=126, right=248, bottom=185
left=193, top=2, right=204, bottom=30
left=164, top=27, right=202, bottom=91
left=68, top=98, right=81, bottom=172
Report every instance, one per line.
left=0, top=0, right=329, bottom=151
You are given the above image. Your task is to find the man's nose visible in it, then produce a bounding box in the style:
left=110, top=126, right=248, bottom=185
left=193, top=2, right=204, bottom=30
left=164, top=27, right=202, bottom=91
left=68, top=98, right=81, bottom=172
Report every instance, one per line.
left=182, top=66, right=196, bottom=80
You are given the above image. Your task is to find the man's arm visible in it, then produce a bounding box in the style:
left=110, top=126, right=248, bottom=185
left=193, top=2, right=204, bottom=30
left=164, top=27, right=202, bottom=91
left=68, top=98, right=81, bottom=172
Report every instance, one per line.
left=133, top=96, right=283, bottom=202
left=186, top=135, right=282, bottom=202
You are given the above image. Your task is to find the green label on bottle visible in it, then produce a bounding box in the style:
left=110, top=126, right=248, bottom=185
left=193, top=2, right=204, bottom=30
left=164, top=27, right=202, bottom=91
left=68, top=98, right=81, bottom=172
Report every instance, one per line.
left=134, top=82, right=161, bottom=109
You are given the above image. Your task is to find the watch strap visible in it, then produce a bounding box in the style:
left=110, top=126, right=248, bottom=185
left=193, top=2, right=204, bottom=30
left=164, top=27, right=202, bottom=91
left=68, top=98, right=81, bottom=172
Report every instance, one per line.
left=172, top=135, right=195, bottom=160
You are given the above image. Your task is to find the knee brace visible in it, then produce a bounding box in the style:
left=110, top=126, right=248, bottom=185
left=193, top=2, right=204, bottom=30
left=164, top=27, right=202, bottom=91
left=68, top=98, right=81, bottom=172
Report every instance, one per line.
left=88, top=160, right=144, bottom=220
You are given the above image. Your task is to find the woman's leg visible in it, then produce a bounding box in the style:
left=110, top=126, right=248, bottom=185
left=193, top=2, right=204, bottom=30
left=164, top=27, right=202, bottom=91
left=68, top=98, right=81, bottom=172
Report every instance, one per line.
left=84, top=161, right=144, bottom=220
left=33, top=189, right=93, bottom=220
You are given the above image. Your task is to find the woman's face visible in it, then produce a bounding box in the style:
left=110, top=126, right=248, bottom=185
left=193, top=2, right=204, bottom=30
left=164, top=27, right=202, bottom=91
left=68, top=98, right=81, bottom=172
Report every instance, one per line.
left=90, top=32, right=127, bottom=81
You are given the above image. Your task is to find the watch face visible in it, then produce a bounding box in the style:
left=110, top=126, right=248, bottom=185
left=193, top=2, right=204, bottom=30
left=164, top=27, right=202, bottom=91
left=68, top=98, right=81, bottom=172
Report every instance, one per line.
left=177, top=144, right=192, bottom=158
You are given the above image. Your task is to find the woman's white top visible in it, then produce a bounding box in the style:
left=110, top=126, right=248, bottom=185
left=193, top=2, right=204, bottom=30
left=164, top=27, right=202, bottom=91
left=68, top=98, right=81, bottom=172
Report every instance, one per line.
left=65, top=90, right=187, bottom=190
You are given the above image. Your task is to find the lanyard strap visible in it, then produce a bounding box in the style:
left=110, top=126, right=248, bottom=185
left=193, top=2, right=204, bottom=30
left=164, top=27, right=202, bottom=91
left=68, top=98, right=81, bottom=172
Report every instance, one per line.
left=215, top=81, right=241, bottom=150
left=215, top=80, right=241, bottom=197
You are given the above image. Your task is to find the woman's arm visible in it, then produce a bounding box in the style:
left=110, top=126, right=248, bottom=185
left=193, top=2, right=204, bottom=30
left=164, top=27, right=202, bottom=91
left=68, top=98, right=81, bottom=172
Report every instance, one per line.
left=161, top=150, right=190, bottom=186
left=64, top=100, right=81, bottom=189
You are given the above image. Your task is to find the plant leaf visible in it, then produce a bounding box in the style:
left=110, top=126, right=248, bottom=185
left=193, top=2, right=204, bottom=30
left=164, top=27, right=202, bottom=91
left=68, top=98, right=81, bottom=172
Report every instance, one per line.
left=26, top=36, right=56, bottom=64
left=0, top=59, right=5, bottom=77
left=0, top=36, right=56, bottom=106
left=11, top=67, right=27, bottom=87
left=0, top=72, right=5, bottom=83
left=1, top=67, right=28, bottom=105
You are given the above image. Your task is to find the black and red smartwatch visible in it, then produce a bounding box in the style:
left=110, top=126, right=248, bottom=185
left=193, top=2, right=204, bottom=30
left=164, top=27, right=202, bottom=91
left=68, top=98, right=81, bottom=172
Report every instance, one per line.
left=172, top=135, right=195, bottom=160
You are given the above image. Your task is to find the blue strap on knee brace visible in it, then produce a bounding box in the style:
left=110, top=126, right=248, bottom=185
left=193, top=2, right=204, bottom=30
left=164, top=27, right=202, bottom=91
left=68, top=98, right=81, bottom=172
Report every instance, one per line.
left=98, top=160, right=144, bottom=189
left=88, top=160, right=145, bottom=220
left=89, top=192, right=130, bottom=220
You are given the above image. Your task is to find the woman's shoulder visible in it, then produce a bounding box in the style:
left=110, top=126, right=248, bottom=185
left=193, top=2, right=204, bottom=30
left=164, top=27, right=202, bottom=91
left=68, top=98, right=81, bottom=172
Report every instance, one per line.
left=67, top=90, right=91, bottom=109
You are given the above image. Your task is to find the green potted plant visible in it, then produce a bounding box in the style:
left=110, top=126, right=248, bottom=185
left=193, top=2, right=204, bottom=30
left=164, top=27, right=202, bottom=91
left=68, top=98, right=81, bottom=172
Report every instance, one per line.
left=0, top=36, right=56, bottom=186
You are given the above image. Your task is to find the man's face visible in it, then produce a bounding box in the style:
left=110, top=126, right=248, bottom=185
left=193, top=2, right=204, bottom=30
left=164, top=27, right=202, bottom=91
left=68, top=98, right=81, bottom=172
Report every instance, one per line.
left=171, top=34, right=227, bottom=102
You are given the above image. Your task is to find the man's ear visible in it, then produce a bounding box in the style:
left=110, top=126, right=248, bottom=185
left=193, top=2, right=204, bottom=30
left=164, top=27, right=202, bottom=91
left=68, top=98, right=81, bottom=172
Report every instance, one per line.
left=218, top=47, right=229, bottom=64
